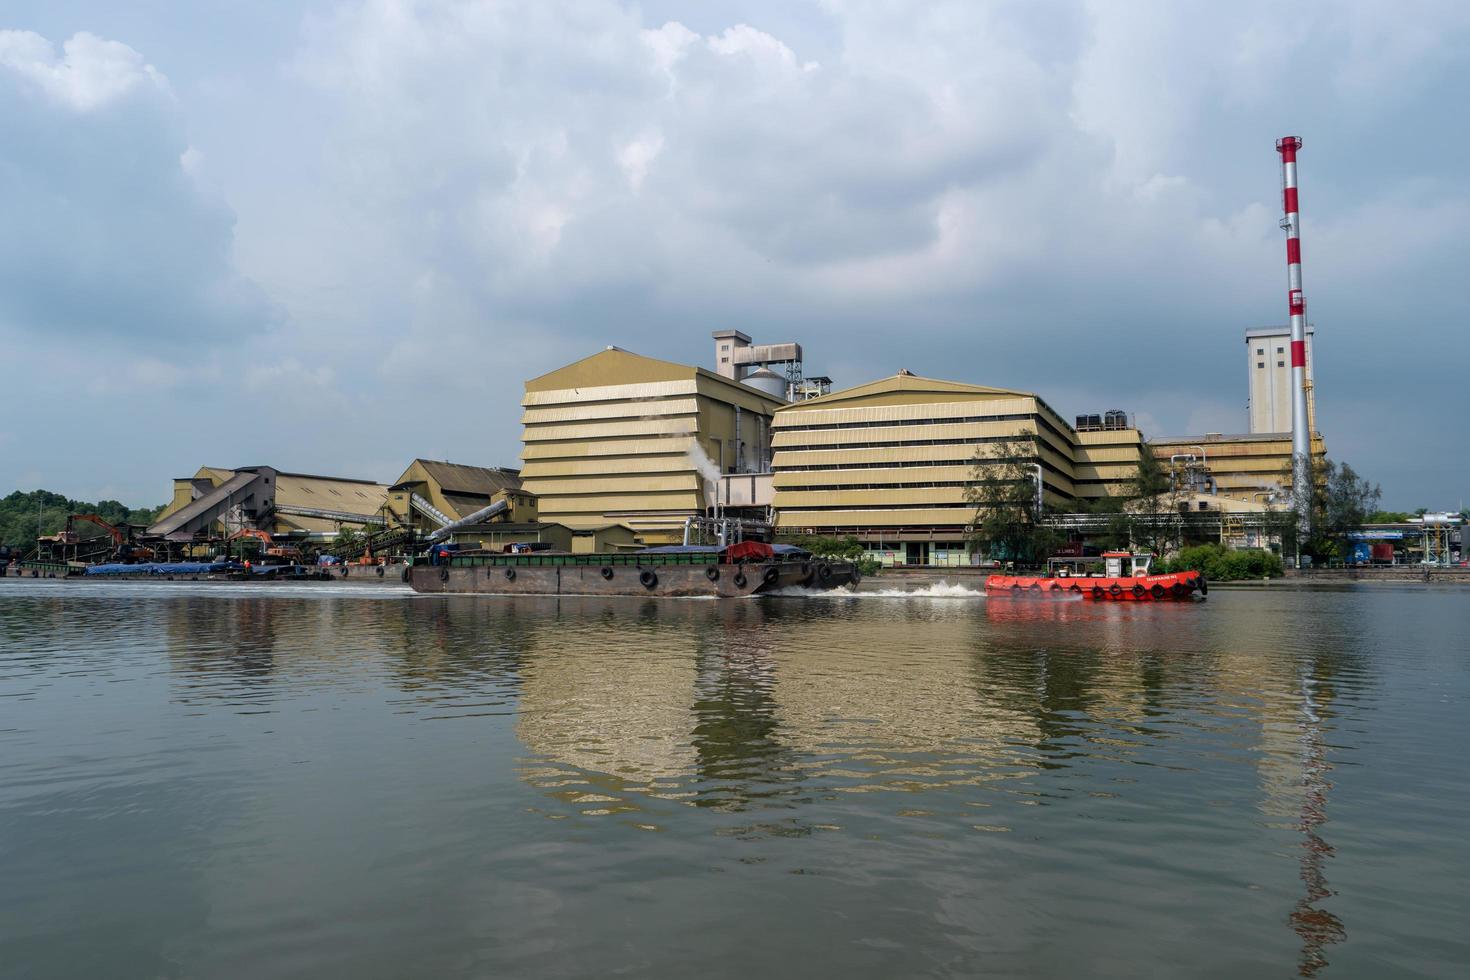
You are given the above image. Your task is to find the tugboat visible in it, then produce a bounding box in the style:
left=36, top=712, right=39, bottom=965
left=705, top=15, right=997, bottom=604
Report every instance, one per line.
left=985, top=551, right=1205, bottom=601
left=409, top=539, right=859, bottom=598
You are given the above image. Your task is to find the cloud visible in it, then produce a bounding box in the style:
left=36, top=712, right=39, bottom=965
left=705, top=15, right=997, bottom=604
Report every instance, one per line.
left=0, top=29, right=273, bottom=344
left=5, top=2, right=1470, bottom=506
left=0, top=29, right=169, bottom=111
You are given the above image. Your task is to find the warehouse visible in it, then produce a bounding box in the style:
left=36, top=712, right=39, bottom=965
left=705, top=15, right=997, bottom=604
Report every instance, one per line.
left=386, top=459, right=536, bottom=534
left=148, top=465, right=392, bottom=545
left=519, top=346, right=786, bottom=543
left=1148, top=432, right=1327, bottom=504
left=768, top=371, right=1144, bottom=565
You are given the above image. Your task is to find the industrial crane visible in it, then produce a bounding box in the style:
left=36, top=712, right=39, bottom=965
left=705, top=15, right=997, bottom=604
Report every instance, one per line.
left=54, top=514, right=155, bottom=563
left=227, top=528, right=303, bottom=563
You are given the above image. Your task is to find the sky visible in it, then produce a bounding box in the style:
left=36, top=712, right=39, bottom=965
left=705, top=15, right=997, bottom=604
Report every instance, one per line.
left=2, top=0, right=1467, bottom=509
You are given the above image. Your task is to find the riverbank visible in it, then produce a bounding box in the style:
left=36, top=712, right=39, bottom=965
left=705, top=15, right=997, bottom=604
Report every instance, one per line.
left=854, top=565, right=1470, bottom=589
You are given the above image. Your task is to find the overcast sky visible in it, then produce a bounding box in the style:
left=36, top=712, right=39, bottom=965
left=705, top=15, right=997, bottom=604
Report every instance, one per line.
left=2, top=0, right=1466, bottom=508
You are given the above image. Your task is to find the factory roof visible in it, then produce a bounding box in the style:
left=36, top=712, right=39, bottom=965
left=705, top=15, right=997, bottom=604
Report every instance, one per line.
left=775, top=371, right=1031, bottom=411
left=399, top=459, right=523, bottom=497
left=522, top=346, right=784, bottom=408
left=1245, top=325, right=1315, bottom=338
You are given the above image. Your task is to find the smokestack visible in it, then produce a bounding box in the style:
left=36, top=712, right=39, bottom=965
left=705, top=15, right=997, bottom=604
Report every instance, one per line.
left=1277, top=136, right=1313, bottom=534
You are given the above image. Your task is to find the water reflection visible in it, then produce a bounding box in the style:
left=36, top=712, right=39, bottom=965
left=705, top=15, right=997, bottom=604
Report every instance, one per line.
left=3, top=581, right=1457, bottom=978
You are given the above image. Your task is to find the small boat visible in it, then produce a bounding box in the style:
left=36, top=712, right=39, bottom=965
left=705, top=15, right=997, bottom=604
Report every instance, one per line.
left=985, top=551, right=1205, bottom=601
left=410, top=539, right=859, bottom=598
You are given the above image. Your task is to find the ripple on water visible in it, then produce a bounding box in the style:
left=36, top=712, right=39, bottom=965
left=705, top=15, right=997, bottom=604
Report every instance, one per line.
left=0, top=581, right=1465, bottom=977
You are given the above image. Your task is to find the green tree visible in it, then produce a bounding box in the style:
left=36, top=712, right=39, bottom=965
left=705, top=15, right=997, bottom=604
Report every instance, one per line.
left=0, top=489, right=164, bottom=550
left=1123, top=450, right=1188, bottom=558
left=965, top=436, right=1058, bottom=567
left=1303, top=459, right=1382, bottom=561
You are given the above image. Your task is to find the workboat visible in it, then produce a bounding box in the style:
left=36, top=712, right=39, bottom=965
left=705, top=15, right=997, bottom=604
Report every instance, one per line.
left=409, top=540, right=860, bottom=598
left=985, top=551, right=1205, bottom=601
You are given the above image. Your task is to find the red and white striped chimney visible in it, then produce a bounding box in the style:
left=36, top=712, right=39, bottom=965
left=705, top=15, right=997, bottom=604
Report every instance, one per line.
left=1277, top=136, right=1313, bottom=530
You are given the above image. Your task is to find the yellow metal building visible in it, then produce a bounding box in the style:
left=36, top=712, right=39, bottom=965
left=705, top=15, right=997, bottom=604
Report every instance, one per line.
left=769, top=371, right=1144, bottom=562
left=1148, top=432, right=1327, bottom=504
left=149, top=465, right=392, bottom=543
left=385, top=459, right=537, bottom=533
left=519, top=347, right=785, bottom=543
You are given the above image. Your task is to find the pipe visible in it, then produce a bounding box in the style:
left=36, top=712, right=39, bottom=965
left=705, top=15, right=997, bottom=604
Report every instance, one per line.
left=1277, top=136, right=1313, bottom=535
left=426, top=499, right=509, bottom=544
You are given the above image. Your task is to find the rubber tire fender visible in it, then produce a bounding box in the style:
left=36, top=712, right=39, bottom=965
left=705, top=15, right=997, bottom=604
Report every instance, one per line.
left=1049, top=582, right=1063, bottom=593
left=1069, top=583, right=1082, bottom=594
left=1132, top=583, right=1145, bottom=598
left=762, top=565, right=780, bottom=585
left=1029, top=582, right=1042, bottom=593
left=1172, top=582, right=1188, bottom=598
left=1150, top=584, right=1166, bottom=599
left=1108, top=583, right=1122, bottom=597
left=733, top=571, right=748, bottom=589
left=851, top=567, right=863, bottom=585
left=1010, top=584, right=1021, bottom=594
left=1091, top=585, right=1105, bottom=600
left=601, top=566, right=614, bottom=580
left=438, top=566, right=449, bottom=583
left=1198, top=576, right=1208, bottom=595
left=705, top=565, right=720, bottom=582
left=504, top=567, right=516, bottom=581
left=817, top=563, right=833, bottom=581
left=639, top=569, right=658, bottom=589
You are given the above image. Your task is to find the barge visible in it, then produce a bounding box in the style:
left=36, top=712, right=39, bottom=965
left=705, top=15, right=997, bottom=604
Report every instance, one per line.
left=410, top=540, right=859, bottom=598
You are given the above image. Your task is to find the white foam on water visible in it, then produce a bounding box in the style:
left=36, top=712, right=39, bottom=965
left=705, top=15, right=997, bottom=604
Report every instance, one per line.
left=770, top=581, right=985, bottom=600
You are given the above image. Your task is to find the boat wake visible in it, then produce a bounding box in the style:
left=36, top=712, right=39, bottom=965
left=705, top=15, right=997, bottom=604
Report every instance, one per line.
left=770, top=581, right=985, bottom=600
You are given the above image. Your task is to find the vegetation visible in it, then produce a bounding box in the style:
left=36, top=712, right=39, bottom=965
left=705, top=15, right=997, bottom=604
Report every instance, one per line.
left=965, top=436, right=1059, bottom=567
left=782, top=533, right=882, bottom=576
left=332, top=525, right=366, bottom=553
left=0, top=489, right=165, bottom=550
left=1122, top=448, right=1192, bottom=557
left=1160, top=544, right=1284, bottom=581
left=1289, top=459, right=1383, bottom=562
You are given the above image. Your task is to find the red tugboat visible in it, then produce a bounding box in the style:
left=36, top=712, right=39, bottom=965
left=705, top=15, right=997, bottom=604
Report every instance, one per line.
left=985, top=551, right=1205, bottom=601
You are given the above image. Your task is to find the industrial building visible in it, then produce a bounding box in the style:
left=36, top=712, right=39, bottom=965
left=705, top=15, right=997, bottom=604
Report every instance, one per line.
left=1247, top=325, right=1316, bottom=434
left=518, top=345, right=791, bottom=543
left=148, top=466, right=393, bottom=545
left=386, top=459, right=536, bottom=533
left=1148, top=431, right=1327, bottom=505
left=1150, top=317, right=1329, bottom=508
left=768, top=372, right=1147, bottom=565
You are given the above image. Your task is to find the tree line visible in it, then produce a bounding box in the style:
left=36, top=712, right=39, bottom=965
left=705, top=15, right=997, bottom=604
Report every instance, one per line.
left=0, top=490, right=166, bottom=551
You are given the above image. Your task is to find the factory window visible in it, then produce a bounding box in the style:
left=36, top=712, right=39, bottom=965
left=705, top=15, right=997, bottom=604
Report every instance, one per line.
left=1257, top=362, right=1264, bottom=369
left=1256, top=348, right=1264, bottom=355
left=1277, top=360, right=1284, bottom=367
left=1276, top=346, right=1284, bottom=354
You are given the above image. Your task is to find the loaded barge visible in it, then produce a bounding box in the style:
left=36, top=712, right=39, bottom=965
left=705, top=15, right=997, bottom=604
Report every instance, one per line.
left=410, top=540, right=859, bottom=598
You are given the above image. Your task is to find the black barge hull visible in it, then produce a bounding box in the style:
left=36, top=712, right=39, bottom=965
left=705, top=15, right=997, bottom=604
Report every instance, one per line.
left=411, top=559, right=857, bottom=598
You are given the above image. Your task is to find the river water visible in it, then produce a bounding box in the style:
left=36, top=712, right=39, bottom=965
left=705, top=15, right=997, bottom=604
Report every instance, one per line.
left=1, top=580, right=1465, bottom=978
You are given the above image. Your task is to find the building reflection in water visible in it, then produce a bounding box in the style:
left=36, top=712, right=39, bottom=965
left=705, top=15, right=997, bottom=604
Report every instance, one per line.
left=511, top=597, right=1200, bottom=821
left=515, top=598, right=704, bottom=817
